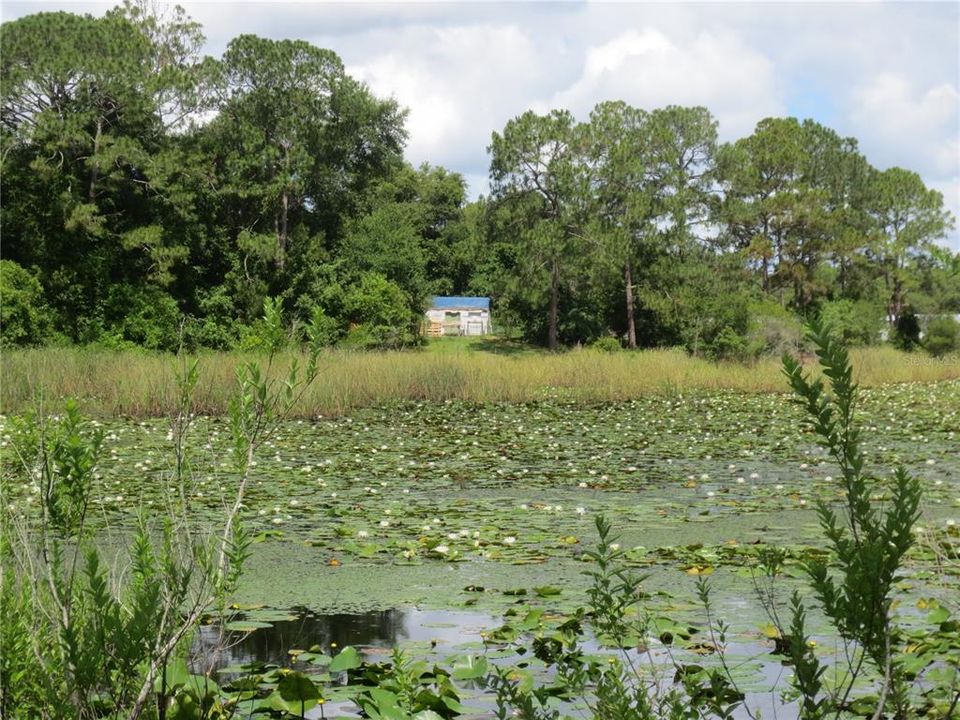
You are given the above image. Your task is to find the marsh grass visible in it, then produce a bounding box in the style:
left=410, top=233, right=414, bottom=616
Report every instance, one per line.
left=2, top=344, right=957, bottom=417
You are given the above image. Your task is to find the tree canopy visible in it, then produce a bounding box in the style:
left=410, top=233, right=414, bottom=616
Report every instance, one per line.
left=1, top=2, right=956, bottom=354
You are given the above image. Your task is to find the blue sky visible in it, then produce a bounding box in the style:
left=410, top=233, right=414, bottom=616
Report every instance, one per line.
left=4, top=1, right=958, bottom=248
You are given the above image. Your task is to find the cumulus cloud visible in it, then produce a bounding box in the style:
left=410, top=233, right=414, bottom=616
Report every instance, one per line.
left=342, top=22, right=549, bottom=188
left=551, top=27, right=784, bottom=139
left=3, top=0, right=957, bottom=246
left=848, top=73, right=959, bottom=176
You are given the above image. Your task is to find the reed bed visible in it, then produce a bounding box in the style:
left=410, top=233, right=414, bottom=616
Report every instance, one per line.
left=2, top=345, right=957, bottom=418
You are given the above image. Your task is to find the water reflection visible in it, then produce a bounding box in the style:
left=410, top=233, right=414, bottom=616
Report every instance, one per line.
left=191, top=607, right=494, bottom=673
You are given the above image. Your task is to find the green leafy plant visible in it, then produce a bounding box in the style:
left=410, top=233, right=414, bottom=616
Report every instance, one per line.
left=489, top=515, right=743, bottom=720
left=923, top=316, right=959, bottom=357
left=0, top=297, right=320, bottom=720
left=781, top=319, right=924, bottom=717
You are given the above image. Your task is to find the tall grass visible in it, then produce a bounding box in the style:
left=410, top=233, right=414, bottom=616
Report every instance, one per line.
left=2, top=345, right=957, bottom=417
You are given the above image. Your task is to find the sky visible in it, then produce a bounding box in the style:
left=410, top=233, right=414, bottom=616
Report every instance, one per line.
left=3, top=1, right=959, bottom=249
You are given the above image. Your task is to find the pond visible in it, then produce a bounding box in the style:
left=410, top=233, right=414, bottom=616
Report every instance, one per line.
left=3, top=383, right=958, bottom=717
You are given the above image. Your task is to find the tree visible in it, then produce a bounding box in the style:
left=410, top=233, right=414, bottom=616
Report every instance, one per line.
left=211, top=35, right=406, bottom=275
left=584, top=101, right=655, bottom=348
left=863, top=166, right=954, bottom=324
left=647, top=105, right=717, bottom=254
left=1, top=7, right=211, bottom=341
left=714, top=118, right=835, bottom=310
left=489, top=110, right=588, bottom=349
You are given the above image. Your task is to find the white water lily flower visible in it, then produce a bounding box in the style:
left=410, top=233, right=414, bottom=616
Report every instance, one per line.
left=578, top=482, right=588, bottom=488
left=750, top=472, right=760, bottom=479
left=435, top=545, right=449, bottom=554
left=357, top=530, right=369, bottom=538
left=379, top=520, right=390, bottom=527
left=609, top=543, right=621, bottom=551
left=503, top=536, right=517, bottom=545
left=576, top=507, right=586, bottom=516
left=289, top=499, right=299, bottom=506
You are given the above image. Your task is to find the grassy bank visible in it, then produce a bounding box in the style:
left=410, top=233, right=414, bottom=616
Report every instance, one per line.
left=2, top=342, right=957, bottom=417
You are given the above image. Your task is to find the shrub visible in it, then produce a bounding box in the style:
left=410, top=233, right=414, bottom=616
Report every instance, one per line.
left=303, top=305, right=341, bottom=348
left=100, top=284, right=182, bottom=351
left=745, top=299, right=803, bottom=357
left=818, top=298, right=885, bottom=345
left=892, top=309, right=921, bottom=351
left=0, top=259, right=53, bottom=347
left=591, top=336, right=622, bottom=352
left=923, top=316, right=959, bottom=357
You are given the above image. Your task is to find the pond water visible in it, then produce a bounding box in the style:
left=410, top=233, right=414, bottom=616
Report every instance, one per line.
left=190, top=604, right=800, bottom=719
left=191, top=607, right=497, bottom=674
left=4, top=385, right=958, bottom=718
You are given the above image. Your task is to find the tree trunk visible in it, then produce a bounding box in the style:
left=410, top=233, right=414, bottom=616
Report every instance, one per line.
left=277, top=144, right=290, bottom=271
left=548, top=258, right=559, bottom=351
left=277, top=190, right=288, bottom=272
left=88, top=117, right=102, bottom=202
left=624, top=258, right=637, bottom=349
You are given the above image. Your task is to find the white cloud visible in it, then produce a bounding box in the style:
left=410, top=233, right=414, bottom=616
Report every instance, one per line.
left=345, top=22, right=546, bottom=186
left=849, top=73, right=959, bottom=176
left=551, top=27, right=784, bottom=139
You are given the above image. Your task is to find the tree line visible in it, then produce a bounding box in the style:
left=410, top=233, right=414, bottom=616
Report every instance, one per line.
left=2, top=2, right=958, bottom=356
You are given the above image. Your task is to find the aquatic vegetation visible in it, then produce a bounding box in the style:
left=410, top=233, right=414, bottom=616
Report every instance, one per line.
left=1, top=317, right=958, bottom=718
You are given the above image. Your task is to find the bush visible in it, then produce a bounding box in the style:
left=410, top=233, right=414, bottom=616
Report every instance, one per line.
left=590, top=336, right=622, bottom=352
left=819, top=298, right=885, bottom=345
left=707, top=325, right=748, bottom=360
left=892, top=309, right=921, bottom=351
left=303, top=305, right=341, bottom=348
left=0, top=260, right=53, bottom=347
left=100, top=284, right=182, bottom=351
left=744, top=299, right=803, bottom=358
left=341, top=273, right=418, bottom=348
left=924, top=316, right=960, bottom=357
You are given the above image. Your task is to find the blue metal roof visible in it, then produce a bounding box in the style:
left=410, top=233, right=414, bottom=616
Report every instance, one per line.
left=429, top=296, right=490, bottom=310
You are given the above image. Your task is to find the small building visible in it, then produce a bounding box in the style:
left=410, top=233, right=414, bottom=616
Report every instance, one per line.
left=424, top=296, right=491, bottom=337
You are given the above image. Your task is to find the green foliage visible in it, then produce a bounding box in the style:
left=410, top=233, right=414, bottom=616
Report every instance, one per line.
left=591, top=336, right=622, bottom=352
left=490, top=515, right=744, bottom=720
left=99, top=283, right=183, bottom=351
left=818, top=298, right=885, bottom=346
left=0, top=260, right=54, bottom=347
left=340, top=273, right=419, bottom=348
left=782, top=320, right=923, bottom=716
left=1, top=3, right=957, bottom=355
left=744, top=298, right=803, bottom=357
left=892, top=309, right=921, bottom=351
left=923, top=315, right=960, bottom=357
left=0, top=299, right=320, bottom=720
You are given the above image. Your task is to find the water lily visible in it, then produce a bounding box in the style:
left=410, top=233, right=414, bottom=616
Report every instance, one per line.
left=576, top=507, right=586, bottom=516
left=503, top=536, right=517, bottom=545
left=434, top=544, right=449, bottom=554
left=357, top=530, right=369, bottom=538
